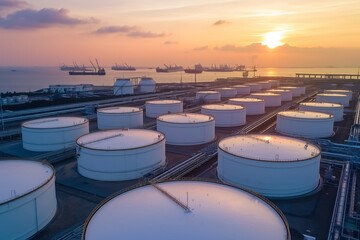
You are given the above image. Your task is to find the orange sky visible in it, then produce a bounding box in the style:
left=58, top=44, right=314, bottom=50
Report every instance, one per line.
left=0, top=0, right=359, bottom=67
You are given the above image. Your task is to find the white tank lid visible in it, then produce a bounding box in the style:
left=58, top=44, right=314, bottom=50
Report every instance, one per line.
left=251, top=93, right=280, bottom=97
left=232, top=85, right=250, bottom=88
left=196, top=90, right=220, bottom=94
left=97, top=106, right=142, bottom=114
left=202, top=104, right=244, bottom=111
left=83, top=181, right=289, bottom=240
left=325, top=89, right=352, bottom=93
left=245, top=83, right=260, bottom=86
left=229, top=97, right=264, bottom=103
left=146, top=99, right=182, bottom=104
left=0, top=160, right=54, bottom=204
left=22, top=117, right=88, bottom=129
left=278, top=110, right=333, bottom=119
left=219, top=134, right=320, bottom=161
left=217, top=87, right=236, bottom=90
left=158, top=113, right=214, bottom=124
left=77, top=129, right=165, bottom=150
left=317, top=93, right=347, bottom=97
left=280, top=86, right=297, bottom=89
left=300, top=102, right=343, bottom=108
left=267, top=89, right=291, bottom=93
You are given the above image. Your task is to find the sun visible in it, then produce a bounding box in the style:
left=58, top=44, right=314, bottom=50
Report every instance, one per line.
left=262, top=31, right=284, bottom=49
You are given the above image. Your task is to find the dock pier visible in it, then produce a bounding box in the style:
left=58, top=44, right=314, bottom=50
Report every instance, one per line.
left=296, top=73, right=360, bottom=80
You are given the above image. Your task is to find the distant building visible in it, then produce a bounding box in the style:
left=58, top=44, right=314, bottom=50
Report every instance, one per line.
left=48, top=84, right=94, bottom=93
left=0, top=95, right=29, bottom=105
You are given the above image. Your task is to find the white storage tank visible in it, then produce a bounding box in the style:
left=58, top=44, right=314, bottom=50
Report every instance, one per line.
left=228, top=98, right=265, bottom=115
left=266, top=89, right=293, bottom=101
left=201, top=104, right=246, bottom=127
left=157, top=113, right=215, bottom=145
left=250, top=93, right=281, bottom=107
left=276, top=110, right=334, bottom=138
left=0, top=160, right=57, bottom=239
left=145, top=100, right=183, bottom=118
left=97, top=106, right=143, bottom=130
left=232, top=85, right=251, bottom=95
left=279, top=86, right=301, bottom=97
left=82, top=180, right=290, bottom=240
left=216, top=87, right=238, bottom=98
left=316, top=93, right=349, bottom=107
left=195, top=91, right=221, bottom=103
left=324, top=90, right=352, bottom=101
left=139, top=77, right=156, bottom=93
left=113, top=78, right=134, bottom=95
left=218, top=134, right=321, bottom=198
left=258, top=81, right=272, bottom=90
left=22, top=117, right=89, bottom=152
left=268, top=80, right=280, bottom=88
left=299, top=102, right=344, bottom=122
left=77, top=129, right=166, bottom=181
left=245, top=83, right=262, bottom=92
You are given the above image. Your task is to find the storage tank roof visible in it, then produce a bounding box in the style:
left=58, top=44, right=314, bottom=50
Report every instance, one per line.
left=300, top=102, right=343, bottom=108
left=280, top=86, right=297, bottom=89
left=233, top=85, right=250, bottom=88
left=251, top=93, right=280, bottom=97
left=197, top=90, right=219, bottom=94
left=97, top=106, right=142, bottom=114
left=229, top=97, right=264, bottom=103
left=219, top=134, right=320, bottom=162
left=278, top=110, right=333, bottom=119
left=325, top=90, right=351, bottom=93
left=202, top=104, right=244, bottom=111
left=83, top=180, right=289, bottom=240
left=0, top=160, right=54, bottom=204
left=158, top=113, right=214, bottom=124
left=22, top=117, right=88, bottom=129
left=267, top=89, right=291, bottom=93
left=245, top=83, right=260, bottom=86
left=217, top=87, right=236, bottom=90
left=146, top=99, right=182, bottom=104
left=77, top=129, right=165, bottom=150
left=317, top=93, right=347, bottom=97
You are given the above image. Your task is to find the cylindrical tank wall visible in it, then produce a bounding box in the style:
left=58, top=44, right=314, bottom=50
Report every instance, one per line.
left=316, top=94, right=350, bottom=107
left=299, top=103, right=344, bottom=122
left=77, top=138, right=166, bottom=181
left=97, top=108, right=143, bottom=129
left=22, top=119, right=89, bottom=152
left=228, top=98, right=265, bottom=115
left=276, top=112, right=334, bottom=138
left=157, top=116, right=215, bottom=145
left=218, top=147, right=320, bottom=197
left=201, top=105, right=246, bottom=127
left=145, top=101, right=183, bottom=118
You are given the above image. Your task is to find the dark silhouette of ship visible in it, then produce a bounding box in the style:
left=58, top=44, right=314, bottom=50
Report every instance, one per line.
left=111, top=63, right=136, bottom=71
left=156, top=64, right=183, bottom=73
left=184, top=64, right=203, bottom=74
left=69, top=59, right=106, bottom=75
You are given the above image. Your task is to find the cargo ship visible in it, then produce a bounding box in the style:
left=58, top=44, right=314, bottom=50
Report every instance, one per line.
left=69, top=59, right=106, bottom=76
left=156, top=64, right=183, bottom=73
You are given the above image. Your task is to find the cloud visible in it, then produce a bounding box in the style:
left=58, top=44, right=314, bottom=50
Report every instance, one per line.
left=127, top=31, right=165, bottom=38
left=164, top=40, right=178, bottom=45
left=193, top=46, right=208, bottom=51
left=214, top=43, right=268, bottom=52
left=213, top=20, right=229, bottom=26
left=0, top=0, right=28, bottom=8
left=0, top=8, right=97, bottom=29
left=94, top=25, right=137, bottom=34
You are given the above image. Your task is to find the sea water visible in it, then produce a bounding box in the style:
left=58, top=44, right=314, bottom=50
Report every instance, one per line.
left=0, top=66, right=358, bottom=93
